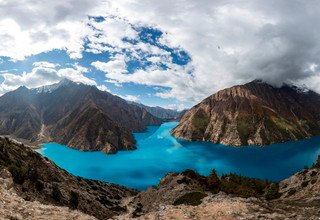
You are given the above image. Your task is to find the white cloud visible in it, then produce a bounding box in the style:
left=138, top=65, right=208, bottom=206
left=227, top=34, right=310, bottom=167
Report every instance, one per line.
left=92, top=54, right=128, bottom=75
left=33, top=61, right=60, bottom=68
left=3, top=0, right=320, bottom=104
left=162, top=103, right=186, bottom=111
left=92, top=55, right=200, bottom=101
left=0, top=0, right=106, bottom=60
left=97, top=84, right=110, bottom=92
left=96, top=0, right=320, bottom=102
left=0, top=62, right=96, bottom=95
left=117, top=94, right=140, bottom=102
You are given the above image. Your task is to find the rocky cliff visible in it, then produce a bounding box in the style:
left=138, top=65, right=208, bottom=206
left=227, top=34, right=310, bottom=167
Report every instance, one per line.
left=0, top=137, right=137, bottom=219
left=0, top=79, right=162, bottom=153
left=172, top=80, right=320, bottom=146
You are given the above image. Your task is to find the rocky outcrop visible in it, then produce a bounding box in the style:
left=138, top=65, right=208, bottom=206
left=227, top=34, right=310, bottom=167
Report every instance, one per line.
left=1, top=136, right=320, bottom=219
left=0, top=137, right=137, bottom=219
left=172, top=80, right=320, bottom=146
left=0, top=169, right=96, bottom=220
left=118, top=164, right=320, bottom=219
left=0, top=79, right=162, bottom=153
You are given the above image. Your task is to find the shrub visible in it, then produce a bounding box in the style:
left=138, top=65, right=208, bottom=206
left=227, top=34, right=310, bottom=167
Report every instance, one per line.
left=132, top=203, right=143, bottom=218
left=264, top=183, right=280, bottom=200
left=237, top=117, right=251, bottom=144
left=207, top=169, right=221, bottom=193
left=191, top=109, right=209, bottom=133
left=311, top=155, right=320, bottom=169
left=8, top=164, right=27, bottom=184
left=69, top=190, right=79, bottom=208
left=301, top=181, right=309, bottom=188
left=52, top=184, right=63, bottom=202
left=287, top=188, right=296, bottom=196
left=220, top=173, right=271, bottom=198
left=173, top=192, right=207, bottom=206
left=35, top=180, right=44, bottom=191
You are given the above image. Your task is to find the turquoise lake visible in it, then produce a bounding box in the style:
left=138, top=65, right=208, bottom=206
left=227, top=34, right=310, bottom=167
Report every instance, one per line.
left=37, top=122, right=320, bottom=190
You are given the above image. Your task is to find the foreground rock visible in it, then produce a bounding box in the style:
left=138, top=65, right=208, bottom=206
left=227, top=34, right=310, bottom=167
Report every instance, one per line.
left=0, top=79, right=162, bottom=154
left=172, top=80, right=320, bottom=146
left=117, top=166, right=320, bottom=219
left=0, top=169, right=96, bottom=220
left=0, top=137, right=137, bottom=219
left=1, top=136, right=320, bottom=219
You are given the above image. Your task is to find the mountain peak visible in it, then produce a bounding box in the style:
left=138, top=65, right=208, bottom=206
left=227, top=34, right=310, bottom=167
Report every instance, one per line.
left=57, top=78, right=74, bottom=86
left=16, top=85, right=28, bottom=90
left=172, top=81, right=320, bottom=146
left=33, top=78, right=76, bottom=94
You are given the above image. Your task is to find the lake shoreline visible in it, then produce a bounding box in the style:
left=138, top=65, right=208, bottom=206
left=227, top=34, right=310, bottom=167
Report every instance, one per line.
left=37, top=122, right=320, bottom=190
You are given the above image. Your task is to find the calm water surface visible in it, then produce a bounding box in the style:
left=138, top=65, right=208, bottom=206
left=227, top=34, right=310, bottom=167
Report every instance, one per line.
left=37, top=122, right=320, bottom=190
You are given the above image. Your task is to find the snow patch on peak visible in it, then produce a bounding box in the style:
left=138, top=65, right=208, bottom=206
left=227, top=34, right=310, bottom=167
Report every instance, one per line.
left=32, top=79, right=77, bottom=94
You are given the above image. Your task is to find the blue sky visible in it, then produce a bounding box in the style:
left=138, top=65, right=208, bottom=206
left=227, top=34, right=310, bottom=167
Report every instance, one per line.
left=0, top=18, right=192, bottom=109
left=1, top=0, right=320, bottom=110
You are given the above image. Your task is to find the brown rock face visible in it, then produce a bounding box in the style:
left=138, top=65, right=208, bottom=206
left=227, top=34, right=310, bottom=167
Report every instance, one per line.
left=172, top=80, right=320, bottom=146
left=0, top=137, right=137, bottom=220
left=0, top=79, right=162, bottom=153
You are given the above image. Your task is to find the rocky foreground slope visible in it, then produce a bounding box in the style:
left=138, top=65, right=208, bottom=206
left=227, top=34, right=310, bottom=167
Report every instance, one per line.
left=118, top=162, right=320, bottom=219
left=1, top=137, right=320, bottom=219
left=0, top=169, right=95, bottom=220
left=0, top=137, right=137, bottom=219
left=172, top=80, right=320, bottom=146
left=0, top=79, right=162, bottom=153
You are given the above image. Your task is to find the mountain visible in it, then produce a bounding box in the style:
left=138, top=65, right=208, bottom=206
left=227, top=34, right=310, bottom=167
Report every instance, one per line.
left=129, top=102, right=181, bottom=120
left=0, top=137, right=136, bottom=219
left=172, top=80, right=320, bottom=146
left=0, top=79, right=162, bottom=153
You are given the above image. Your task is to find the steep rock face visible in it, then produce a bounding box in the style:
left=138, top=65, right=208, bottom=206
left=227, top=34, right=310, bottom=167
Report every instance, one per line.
left=0, top=137, right=137, bottom=219
left=0, top=87, right=41, bottom=141
left=172, top=80, right=320, bottom=146
left=0, top=79, right=162, bottom=153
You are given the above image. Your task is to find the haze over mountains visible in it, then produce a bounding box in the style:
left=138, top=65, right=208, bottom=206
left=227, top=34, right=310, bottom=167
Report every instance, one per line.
left=129, top=102, right=181, bottom=119
left=172, top=80, right=320, bottom=146
left=0, top=79, right=162, bottom=153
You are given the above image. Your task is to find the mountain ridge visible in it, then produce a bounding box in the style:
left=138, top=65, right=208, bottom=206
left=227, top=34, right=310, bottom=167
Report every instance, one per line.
left=0, top=79, right=162, bottom=153
left=172, top=80, right=320, bottom=146
left=128, top=101, right=182, bottom=120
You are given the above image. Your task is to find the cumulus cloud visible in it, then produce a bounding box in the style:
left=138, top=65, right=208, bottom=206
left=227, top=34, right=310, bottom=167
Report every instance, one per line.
left=2, top=0, right=320, bottom=104
left=99, top=0, right=320, bottom=101
left=96, top=84, right=111, bottom=92
left=0, top=62, right=96, bottom=95
left=92, top=54, right=199, bottom=101
left=117, top=94, right=140, bottom=102
left=92, top=54, right=128, bottom=75
left=0, top=0, right=107, bottom=60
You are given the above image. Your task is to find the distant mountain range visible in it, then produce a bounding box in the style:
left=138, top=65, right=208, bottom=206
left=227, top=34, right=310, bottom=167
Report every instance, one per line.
left=172, top=80, right=320, bottom=146
left=128, top=102, right=182, bottom=120
left=0, top=79, right=162, bottom=153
